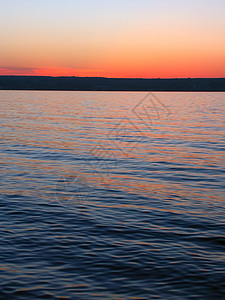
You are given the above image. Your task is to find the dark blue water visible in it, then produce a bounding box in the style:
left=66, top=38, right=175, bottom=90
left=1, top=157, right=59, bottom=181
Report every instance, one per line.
left=1, top=91, right=225, bottom=299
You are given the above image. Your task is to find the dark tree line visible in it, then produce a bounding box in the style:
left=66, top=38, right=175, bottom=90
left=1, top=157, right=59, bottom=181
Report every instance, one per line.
left=0, top=76, right=224, bottom=91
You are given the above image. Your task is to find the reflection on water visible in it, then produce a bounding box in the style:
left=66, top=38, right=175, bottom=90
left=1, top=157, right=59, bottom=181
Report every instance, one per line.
left=1, top=91, right=225, bottom=299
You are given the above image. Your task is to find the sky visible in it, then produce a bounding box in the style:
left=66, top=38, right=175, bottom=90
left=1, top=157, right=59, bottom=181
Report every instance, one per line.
left=0, top=0, right=224, bottom=78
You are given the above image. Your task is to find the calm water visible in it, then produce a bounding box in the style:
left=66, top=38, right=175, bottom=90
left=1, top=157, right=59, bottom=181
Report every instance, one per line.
left=0, top=91, right=225, bottom=299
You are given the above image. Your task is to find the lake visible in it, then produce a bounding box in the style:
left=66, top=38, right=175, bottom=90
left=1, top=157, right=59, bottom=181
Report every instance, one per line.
left=1, top=91, right=225, bottom=299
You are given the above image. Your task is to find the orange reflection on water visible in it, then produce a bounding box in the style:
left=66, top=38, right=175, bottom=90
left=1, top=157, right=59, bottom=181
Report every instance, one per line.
left=1, top=91, right=225, bottom=214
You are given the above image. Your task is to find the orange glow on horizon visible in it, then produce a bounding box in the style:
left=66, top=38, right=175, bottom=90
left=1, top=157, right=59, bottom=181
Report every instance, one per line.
left=0, top=66, right=224, bottom=78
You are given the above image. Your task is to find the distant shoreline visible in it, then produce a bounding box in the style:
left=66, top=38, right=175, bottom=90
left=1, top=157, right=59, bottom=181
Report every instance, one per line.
left=0, top=76, right=224, bottom=91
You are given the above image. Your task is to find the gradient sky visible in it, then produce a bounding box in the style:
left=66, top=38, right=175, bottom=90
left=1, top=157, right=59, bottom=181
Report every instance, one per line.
left=0, top=0, right=225, bottom=78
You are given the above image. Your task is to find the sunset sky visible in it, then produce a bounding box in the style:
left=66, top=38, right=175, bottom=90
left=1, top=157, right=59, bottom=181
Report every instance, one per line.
left=0, top=0, right=224, bottom=78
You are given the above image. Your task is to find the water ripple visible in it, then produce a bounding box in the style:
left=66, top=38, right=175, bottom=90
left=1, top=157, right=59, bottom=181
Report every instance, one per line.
left=1, top=91, right=225, bottom=299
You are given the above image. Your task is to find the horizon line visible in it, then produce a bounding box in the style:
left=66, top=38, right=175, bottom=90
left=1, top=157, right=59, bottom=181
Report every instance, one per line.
left=0, top=75, right=224, bottom=80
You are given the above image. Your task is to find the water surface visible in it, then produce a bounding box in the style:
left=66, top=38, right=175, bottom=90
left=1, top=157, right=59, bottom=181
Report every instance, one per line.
left=1, top=91, right=225, bottom=299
